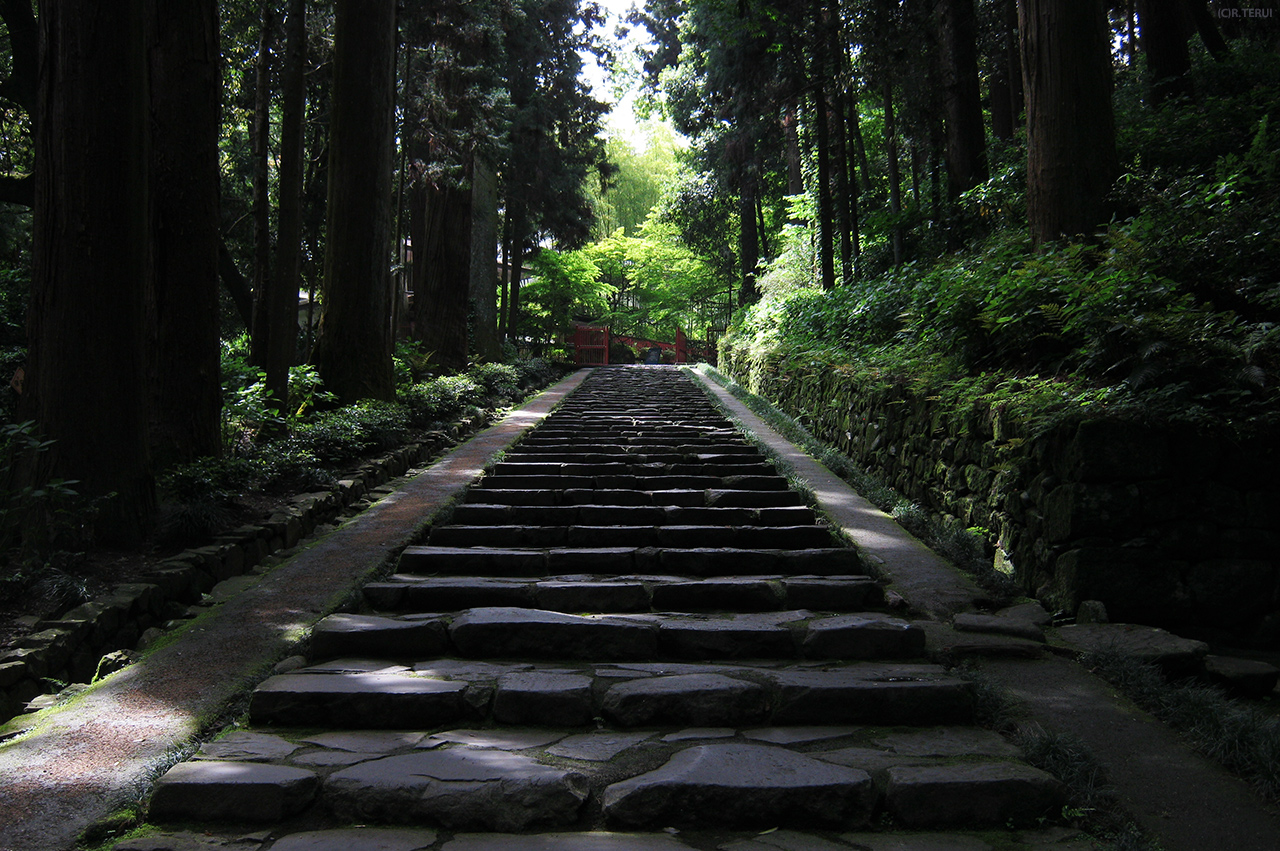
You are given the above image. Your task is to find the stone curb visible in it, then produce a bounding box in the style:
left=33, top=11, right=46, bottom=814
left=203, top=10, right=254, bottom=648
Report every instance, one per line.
left=0, top=385, right=558, bottom=727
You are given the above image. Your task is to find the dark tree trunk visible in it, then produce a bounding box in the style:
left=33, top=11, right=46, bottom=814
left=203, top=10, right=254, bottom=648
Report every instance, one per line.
left=249, top=5, right=274, bottom=366
left=146, top=0, right=222, bottom=469
left=1188, top=0, right=1230, bottom=60
left=784, top=99, right=804, bottom=199
left=1019, top=0, right=1119, bottom=245
left=989, top=0, right=1016, bottom=141
left=505, top=205, right=528, bottom=342
left=219, top=236, right=255, bottom=328
left=883, top=81, right=904, bottom=268
left=850, top=95, right=872, bottom=194
left=470, top=158, right=501, bottom=362
left=498, top=211, right=511, bottom=342
left=1137, top=0, right=1194, bottom=105
left=312, top=0, right=397, bottom=404
left=28, top=0, right=154, bottom=543
left=939, top=0, right=988, bottom=198
left=266, top=0, right=306, bottom=416
left=812, top=0, right=836, bottom=291
left=842, top=89, right=861, bottom=275
left=736, top=143, right=760, bottom=306
left=414, top=181, right=472, bottom=371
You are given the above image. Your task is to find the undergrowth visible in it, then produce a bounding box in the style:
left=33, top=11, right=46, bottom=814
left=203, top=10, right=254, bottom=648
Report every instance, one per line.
left=1085, top=649, right=1280, bottom=803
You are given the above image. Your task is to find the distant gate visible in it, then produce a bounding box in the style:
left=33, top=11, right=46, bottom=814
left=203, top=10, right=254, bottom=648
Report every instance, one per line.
left=572, top=324, right=610, bottom=365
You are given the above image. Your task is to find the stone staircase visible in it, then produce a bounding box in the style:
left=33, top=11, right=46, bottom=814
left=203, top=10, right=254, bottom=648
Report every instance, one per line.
left=138, top=367, right=1070, bottom=850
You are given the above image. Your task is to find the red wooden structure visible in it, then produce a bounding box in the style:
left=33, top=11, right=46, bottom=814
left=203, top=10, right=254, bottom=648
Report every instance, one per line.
left=572, top=324, right=610, bottom=365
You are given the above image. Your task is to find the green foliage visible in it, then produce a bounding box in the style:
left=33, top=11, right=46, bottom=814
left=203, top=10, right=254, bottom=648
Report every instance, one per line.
left=0, top=422, right=103, bottom=605
left=468, top=362, right=519, bottom=400
left=397, top=374, right=482, bottom=427
left=393, top=340, right=435, bottom=387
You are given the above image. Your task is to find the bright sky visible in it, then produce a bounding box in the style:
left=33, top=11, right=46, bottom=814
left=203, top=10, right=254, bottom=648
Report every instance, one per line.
left=582, top=0, right=647, bottom=143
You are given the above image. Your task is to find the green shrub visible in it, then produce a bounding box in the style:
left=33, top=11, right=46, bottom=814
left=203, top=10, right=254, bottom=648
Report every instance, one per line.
left=468, top=362, right=519, bottom=400
left=398, top=374, right=482, bottom=427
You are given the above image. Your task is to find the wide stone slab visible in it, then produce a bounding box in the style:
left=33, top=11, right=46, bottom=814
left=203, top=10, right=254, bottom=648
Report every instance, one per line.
left=802, top=614, right=926, bottom=659
left=883, top=763, right=1066, bottom=828
left=250, top=672, right=472, bottom=728
left=534, top=579, right=651, bottom=613
left=450, top=607, right=658, bottom=660
left=547, top=732, right=653, bottom=762
left=365, top=576, right=535, bottom=611
left=719, top=829, right=861, bottom=850
left=398, top=546, right=548, bottom=577
left=270, top=828, right=438, bottom=851
left=442, top=832, right=697, bottom=850
left=658, top=613, right=802, bottom=659
left=835, top=834, right=993, bottom=851
left=493, top=672, right=595, bottom=726
left=649, top=578, right=782, bottom=612
left=602, top=743, right=874, bottom=828
left=309, top=613, right=448, bottom=660
left=150, top=761, right=318, bottom=822
left=323, top=749, right=588, bottom=831
left=601, top=673, right=770, bottom=727
left=768, top=666, right=973, bottom=725
left=781, top=577, right=884, bottom=611
left=1054, top=623, right=1208, bottom=677
left=196, top=731, right=300, bottom=762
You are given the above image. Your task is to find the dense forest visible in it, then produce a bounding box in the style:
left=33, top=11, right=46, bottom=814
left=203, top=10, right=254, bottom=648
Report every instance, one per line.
left=0, top=0, right=1278, bottom=594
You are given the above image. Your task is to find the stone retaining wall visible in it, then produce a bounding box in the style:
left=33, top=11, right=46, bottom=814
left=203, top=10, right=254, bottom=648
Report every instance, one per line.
left=0, top=412, right=495, bottom=725
left=720, top=352, right=1280, bottom=646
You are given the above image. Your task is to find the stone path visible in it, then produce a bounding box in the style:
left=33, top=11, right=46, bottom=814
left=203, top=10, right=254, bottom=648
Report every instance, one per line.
left=130, top=368, right=1076, bottom=850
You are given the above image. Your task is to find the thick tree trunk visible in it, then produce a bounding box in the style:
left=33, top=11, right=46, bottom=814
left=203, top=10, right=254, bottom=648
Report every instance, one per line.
left=505, top=205, right=528, bottom=342
left=842, top=89, right=861, bottom=275
left=470, top=158, right=501, bottom=362
left=146, top=0, right=222, bottom=469
left=249, top=6, right=273, bottom=366
left=1137, top=0, right=1194, bottom=105
left=267, top=0, right=306, bottom=416
left=939, top=0, right=988, bottom=197
left=414, top=181, right=472, bottom=371
left=989, top=0, right=1016, bottom=141
left=312, top=0, right=397, bottom=404
left=28, top=0, right=154, bottom=543
left=849, top=95, right=872, bottom=194
left=1019, top=0, right=1119, bottom=245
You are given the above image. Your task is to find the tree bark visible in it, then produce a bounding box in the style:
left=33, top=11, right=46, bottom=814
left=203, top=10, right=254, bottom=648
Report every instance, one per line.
left=28, top=0, right=154, bottom=543
left=413, top=180, right=472, bottom=371
left=249, top=5, right=274, bottom=366
left=470, top=157, right=501, bottom=362
left=266, top=0, right=306, bottom=417
left=1019, top=0, right=1119, bottom=245
left=883, top=81, right=904, bottom=268
left=146, top=0, right=222, bottom=469
left=989, top=0, right=1016, bottom=141
left=0, top=0, right=37, bottom=112
left=938, top=0, right=988, bottom=198
left=312, top=0, right=398, bottom=404
left=1137, top=0, right=1194, bottom=106
left=736, top=142, right=760, bottom=306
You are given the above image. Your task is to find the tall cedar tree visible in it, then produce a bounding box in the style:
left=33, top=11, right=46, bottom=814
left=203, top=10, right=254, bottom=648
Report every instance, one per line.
left=938, top=0, right=988, bottom=197
left=500, top=0, right=609, bottom=339
left=401, top=0, right=508, bottom=369
left=28, top=0, right=154, bottom=543
left=146, top=0, right=223, bottom=468
left=1019, top=0, right=1119, bottom=245
left=265, top=0, right=306, bottom=415
left=312, top=0, right=398, bottom=403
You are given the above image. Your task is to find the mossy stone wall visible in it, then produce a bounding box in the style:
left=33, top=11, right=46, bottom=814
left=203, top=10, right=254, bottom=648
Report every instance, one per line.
left=721, top=348, right=1280, bottom=645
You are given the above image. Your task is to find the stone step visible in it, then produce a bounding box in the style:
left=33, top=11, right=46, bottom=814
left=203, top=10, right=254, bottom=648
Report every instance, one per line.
left=462, top=487, right=807, bottom=508
left=427, top=525, right=836, bottom=549
left=491, top=461, right=779, bottom=478
left=249, top=660, right=969, bottom=729
left=362, top=573, right=884, bottom=614
left=150, top=723, right=1061, bottom=833
left=449, top=503, right=818, bottom=527
left=398, top=546, right=865, bottom=577
left=306, top=608, right=923, bottom=663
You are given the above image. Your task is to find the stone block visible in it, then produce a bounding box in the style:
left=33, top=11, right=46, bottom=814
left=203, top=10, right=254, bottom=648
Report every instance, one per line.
left=883, top=763, right=1065, bottom=828
left=601, top=744, right=875, bottom=829
left=1042, top=483, right=1141, bottom=543
left=309, top=613, right=448, bottom=660
left=601, top=674, right=769, bottom=727
left=150, top=761, right=318, bottom=822
left=802, top=614, right=926, bottom=660
left=493, top=672, right=594, bottom=726
left=449, top=608, right=658, bottom=661
left=1057, top=419, right=1168, bottom=482
left=1051, top=548, right=1187, bottom=624
left=1056, top=623, right=1207, bottom=678
left=322, top=750, right=588, bottom=831
left=250, top=672, right=473, bottom=729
